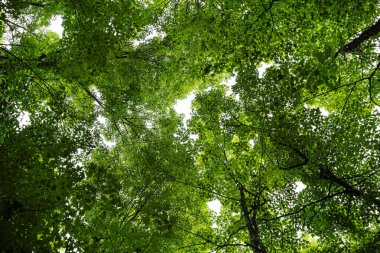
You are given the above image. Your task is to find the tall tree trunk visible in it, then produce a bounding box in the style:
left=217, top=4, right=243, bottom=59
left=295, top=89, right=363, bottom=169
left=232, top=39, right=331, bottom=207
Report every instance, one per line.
left=239, top=186, right=267, bottom=253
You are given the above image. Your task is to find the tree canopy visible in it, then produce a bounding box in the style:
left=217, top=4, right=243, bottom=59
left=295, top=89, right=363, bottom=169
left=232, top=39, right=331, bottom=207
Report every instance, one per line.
left=1, top=0, right=380, bottom=252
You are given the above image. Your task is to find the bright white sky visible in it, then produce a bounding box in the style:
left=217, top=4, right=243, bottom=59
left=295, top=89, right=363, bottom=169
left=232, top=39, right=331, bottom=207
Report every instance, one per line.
left=295, top=181, right=306, bottom=192
left=224, top=74, right=237, bottom=96
left=174, top=93, right=195, bottom=124
left=17, top=111, right=30, bottom=129
left=46, top=16, right=63, bottom=37
left=207, top=199, right=221, bottom=215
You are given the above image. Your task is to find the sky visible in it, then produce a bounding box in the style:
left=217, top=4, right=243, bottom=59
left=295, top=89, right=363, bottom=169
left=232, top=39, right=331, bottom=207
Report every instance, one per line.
left=46, top=16, right=63, bottom=37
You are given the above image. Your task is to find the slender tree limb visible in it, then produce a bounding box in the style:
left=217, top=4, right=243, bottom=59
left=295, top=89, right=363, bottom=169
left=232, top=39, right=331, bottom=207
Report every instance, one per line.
left=172, top=179, right=240, bottom=201
left=81, top=86, right=105, bottom=108
left=176, top=242, right=210, bottom=250
left=212, top=242, right=251, bottom=252
left=279, top=161, right=308, bottom=171
left=304, top=60, right=380, bottom=106
left=368, top=61, right=380, bottom=106
left=273, top=141, right=309, bottom=171
left=223, top=226, right=247, bottom=246
left=174, top=224, right=216, bottom=245
left=175, top=223, right=251, bottom=252
left=261, top=190, right=347, bottom=221
left=275, top=141, right=308, bottom=162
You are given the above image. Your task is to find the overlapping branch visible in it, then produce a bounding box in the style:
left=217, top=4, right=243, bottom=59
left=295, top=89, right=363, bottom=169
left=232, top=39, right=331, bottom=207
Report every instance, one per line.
left=336, top=19, right=380, bottom=57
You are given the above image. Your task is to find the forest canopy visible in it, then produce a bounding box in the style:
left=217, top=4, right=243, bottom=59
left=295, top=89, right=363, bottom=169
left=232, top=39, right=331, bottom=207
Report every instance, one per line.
left=1, top=0, right=380, bottom=252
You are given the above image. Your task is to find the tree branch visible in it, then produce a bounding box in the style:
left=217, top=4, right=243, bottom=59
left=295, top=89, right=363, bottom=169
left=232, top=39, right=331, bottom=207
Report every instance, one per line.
left=261, top=190, right=347, bottom=221
left=335, top=19, right=380, bottom=57
left=318, top=165, right=380, bottom=208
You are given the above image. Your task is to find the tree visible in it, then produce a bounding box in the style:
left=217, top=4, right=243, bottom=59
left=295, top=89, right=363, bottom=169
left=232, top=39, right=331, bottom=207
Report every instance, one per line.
left=1, top=0, right=380, bottom=252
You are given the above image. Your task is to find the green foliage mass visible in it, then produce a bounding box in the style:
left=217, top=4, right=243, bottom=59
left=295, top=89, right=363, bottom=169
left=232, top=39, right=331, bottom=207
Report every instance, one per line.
left=1, top=0, right=380, bottom=252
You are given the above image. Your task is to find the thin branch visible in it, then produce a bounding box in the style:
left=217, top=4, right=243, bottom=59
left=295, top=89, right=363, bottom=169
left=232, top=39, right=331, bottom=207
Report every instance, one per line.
left=245, top=0, right=279, bottom=33
left=3, top=18, right=31, bottom=32
left=368, top=61, right=380, bottom=106
left=304, top=60, right=380, bottom=106
left=212, top=242, right=251, bottom=252
left=279, top=161, right=308, bottom=171
left=176, top=242, right=210, bottom=250
left=174, top=224, right=215, bottom=245
left=223, top=226, right=247, bottom=246
left=172, top=179, right=240, bottom=201
left=81, top=86, right=105, bottom=108
left=261, top=190, right=346, bottom=221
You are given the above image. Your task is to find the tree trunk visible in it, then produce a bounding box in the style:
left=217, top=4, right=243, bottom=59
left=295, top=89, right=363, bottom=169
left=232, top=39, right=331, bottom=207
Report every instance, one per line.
left=239, top=186, right=267, bottom=253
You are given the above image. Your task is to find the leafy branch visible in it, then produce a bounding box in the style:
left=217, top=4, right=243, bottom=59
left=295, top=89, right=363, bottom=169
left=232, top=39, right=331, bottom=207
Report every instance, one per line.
left=335, top=19, right=380, bottom=57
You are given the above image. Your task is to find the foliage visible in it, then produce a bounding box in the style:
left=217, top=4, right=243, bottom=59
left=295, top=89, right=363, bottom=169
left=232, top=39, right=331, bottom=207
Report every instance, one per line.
left=1, top=0, right=380, bottom=252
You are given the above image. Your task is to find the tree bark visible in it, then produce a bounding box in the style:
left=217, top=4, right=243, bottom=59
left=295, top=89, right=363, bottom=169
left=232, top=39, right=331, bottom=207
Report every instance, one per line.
left=336, top=19, right=380, bottom=57
left=239, top=186, right=267, bottom=253
left=319, top=166, right=380, bottom=208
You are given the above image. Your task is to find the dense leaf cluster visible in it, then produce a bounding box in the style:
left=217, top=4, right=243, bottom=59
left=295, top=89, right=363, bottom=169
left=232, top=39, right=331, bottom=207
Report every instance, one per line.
left=1, top=0, right=380, bottom=252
